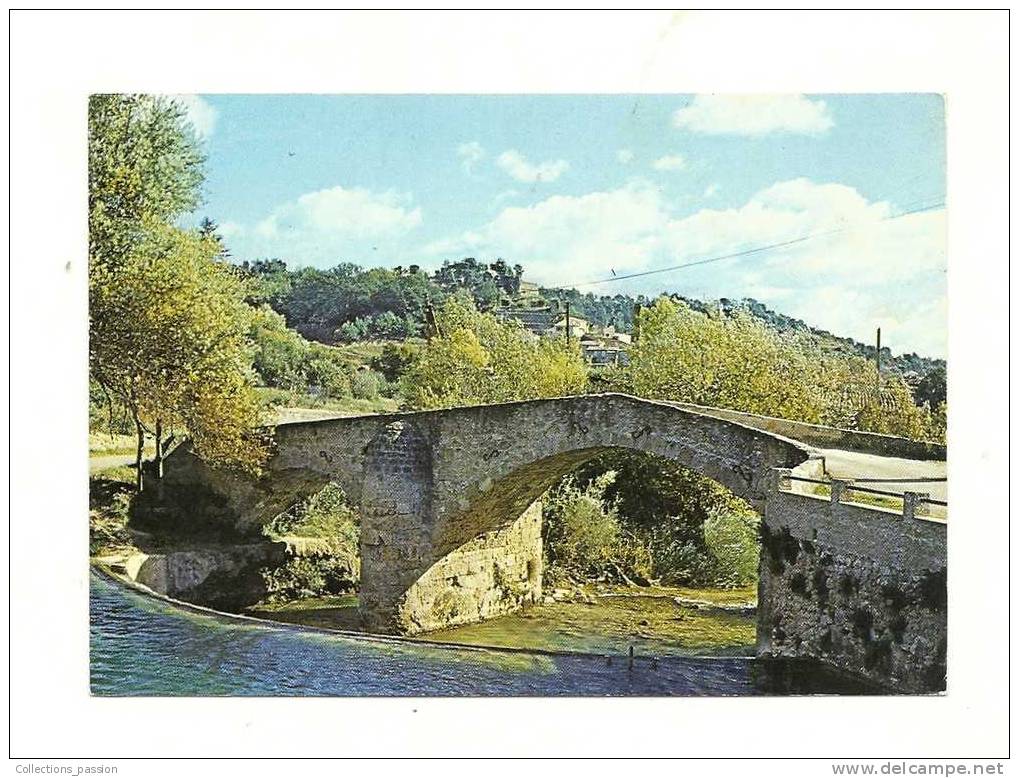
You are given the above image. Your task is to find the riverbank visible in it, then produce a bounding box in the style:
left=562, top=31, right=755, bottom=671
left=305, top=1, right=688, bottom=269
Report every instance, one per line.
left=248, top=584, right=757, bottom=657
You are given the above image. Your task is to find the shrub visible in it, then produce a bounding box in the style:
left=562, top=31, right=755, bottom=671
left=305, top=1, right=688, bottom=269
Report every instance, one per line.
left=305, top=356, right=351, bottom=399
left=351, top=369, right=384, bottom=400
left=265, top=482, right=358, bottom=548
left=371, top=342, right=420, bottom=383
left=260, top=556, right=357, bottom=604
left=703, top=510, right=760, bottom=587
left=543, top=473, right=621, bottom=576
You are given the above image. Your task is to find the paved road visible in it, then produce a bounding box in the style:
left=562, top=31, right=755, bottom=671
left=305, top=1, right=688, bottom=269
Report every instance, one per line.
left=818, top=449, right=947, bottom=501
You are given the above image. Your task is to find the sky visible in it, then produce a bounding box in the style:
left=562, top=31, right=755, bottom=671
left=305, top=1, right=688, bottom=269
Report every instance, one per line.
left=174, top=93, right=946, bottom=357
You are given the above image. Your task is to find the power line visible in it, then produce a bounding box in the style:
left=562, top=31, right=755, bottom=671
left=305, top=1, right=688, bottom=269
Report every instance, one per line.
left=552, top=199, right=945, bottom=291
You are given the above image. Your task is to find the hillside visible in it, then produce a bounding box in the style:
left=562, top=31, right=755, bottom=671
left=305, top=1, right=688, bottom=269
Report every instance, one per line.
left=240, top=257, right=946, bottom=381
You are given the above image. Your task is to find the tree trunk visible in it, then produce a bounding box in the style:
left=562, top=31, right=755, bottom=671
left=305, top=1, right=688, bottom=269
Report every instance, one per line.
left=154, top=419, right=164, bottom=480
left=133, top=412, right=145, bottom=493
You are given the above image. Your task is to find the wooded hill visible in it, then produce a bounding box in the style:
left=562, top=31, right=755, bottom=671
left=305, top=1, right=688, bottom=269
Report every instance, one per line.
left=238, top=255, right=945, bottom=382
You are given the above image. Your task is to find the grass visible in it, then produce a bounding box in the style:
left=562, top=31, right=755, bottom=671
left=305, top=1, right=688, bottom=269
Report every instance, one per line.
left=412, top=590, right=754, bottom=656
left=247, top=594, right=361, bottom=630
left=259, top=388, right=400, bottom=418
left=89, top=432, right=156, bottom=457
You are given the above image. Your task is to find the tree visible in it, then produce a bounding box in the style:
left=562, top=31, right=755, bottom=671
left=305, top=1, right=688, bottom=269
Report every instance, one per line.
left=630, top=298, right=820, bottom=421
left=89, top=94, right=266, bottom=489
left=90, top=222, right=267, bottom=488
left=628, top=297, right=939, bottom=441
left=914, top=366, right=947, bottom=408
left=433, top=258, right=500, bottom=310
left=88, top=94, right=205, bottom=272
left=402, top=296, right=588, bottom=409
left=197, top=217, right=231, bottom=259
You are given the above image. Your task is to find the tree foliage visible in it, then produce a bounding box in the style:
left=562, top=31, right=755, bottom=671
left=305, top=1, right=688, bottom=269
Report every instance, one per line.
left=570, top=451, right=759, bottom=587
left=249, top=306, right=353, bottom=398
left=89, top=94, right=267, bottom=486
left=402, top=296, right=588, bottom=409
left=90, top=221, right=267, bottom=475
left=88, top=94, right=204, bottom=271
left=262, top=262, right=441, bottom=343
left=630, top=298, right=943, bottom=440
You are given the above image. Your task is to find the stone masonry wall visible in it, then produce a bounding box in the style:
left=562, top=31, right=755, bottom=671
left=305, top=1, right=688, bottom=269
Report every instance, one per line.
left=759, top=484, right=947, bottom=693
left=396, top=500, right=543, bottom=634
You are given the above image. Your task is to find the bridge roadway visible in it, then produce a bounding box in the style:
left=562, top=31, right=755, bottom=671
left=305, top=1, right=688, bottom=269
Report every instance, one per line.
left=819, top=448, right=946, bottom=501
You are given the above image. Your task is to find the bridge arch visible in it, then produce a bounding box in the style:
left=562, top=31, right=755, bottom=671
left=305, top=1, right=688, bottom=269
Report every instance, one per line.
left=354, top=394, right=809, bottom=633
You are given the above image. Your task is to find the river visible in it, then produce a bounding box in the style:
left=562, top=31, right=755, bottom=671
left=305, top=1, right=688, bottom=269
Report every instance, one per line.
left=89, top=572, right=878, bottom=696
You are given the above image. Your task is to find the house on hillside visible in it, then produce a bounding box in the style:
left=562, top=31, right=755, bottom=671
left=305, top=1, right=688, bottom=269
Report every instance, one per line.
left=552, top=315, right=589, bottom=339
left=494, top=306, right=559, bottom=336
left=578, top=331, right=631, bottom=367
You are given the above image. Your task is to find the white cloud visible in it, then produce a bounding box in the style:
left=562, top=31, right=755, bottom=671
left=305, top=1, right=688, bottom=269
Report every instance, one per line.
left=496, top=150, right=569, bottom=183
left=672, top=95, right=834, bottom=136
left=652, top=154, right=686, bottom=172
left=217, top=221, right=244, bottom=239
left=255, top=185, right=421, bottom=239
left=168, top=94, right=218, bottom=138
left=617, top=149, right=634, bottom=164
left=425, top=177, right=945, bottom=355
left=703, top=184, right=720, bottom=198
left=225, top=185, right=423, bottom=268
left=457, top=141, right=485, bottom=173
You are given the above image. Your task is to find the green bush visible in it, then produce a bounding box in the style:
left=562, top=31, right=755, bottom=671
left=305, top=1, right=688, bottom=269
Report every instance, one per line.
left=370, top=342, right=420, bottom=383
left=305, top=355, right=351, bottom=399
left=350, top=370, right=384, bottom=400
left=260, top=482, right=361, bottom=604
left=265, top=482, right=358, bottom=548
left=543, top=472, right=655, bottom=583
left=544, top=474, right=620, bottom=572
left=260, top=556, right=357, bottom=604
left=703, top=510, right=760, bottom=587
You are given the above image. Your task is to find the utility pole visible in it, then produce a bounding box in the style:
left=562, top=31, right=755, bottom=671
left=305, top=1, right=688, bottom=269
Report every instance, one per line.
left=875, top=327, right=882, bottom=389
left=565, top=300, right=571, bottom=344
left=425, top=300, right=439, bottom=341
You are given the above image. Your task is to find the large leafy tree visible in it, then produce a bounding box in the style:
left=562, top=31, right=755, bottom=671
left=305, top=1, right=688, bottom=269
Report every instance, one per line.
left=88, top=94, right=204, bottom=270
left=89, top=94, right=266, bottom=489
left=630, top=298, right=819, bottom=421
left=402, top=295, right=588, bottom=409
left=629, top=297, right=942, bottom=441
left=91, top=223, right=266, bottom=481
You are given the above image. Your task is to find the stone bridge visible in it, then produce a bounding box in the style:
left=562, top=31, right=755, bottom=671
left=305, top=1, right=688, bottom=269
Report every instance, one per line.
left=161, top=392, right=947, bottom=692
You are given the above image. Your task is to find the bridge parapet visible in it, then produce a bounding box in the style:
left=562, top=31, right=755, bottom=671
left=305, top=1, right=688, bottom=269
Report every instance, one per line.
left=759, top=465, right=947, bottom=692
